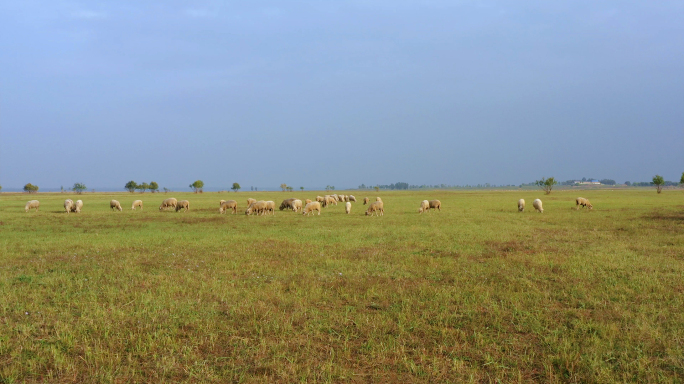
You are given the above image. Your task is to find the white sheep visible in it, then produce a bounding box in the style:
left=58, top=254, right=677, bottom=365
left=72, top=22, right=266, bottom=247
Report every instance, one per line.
left=175, top=200, right=189, bottom=212
left=518, top=199, right=525, bottom=212
left=64, top=199, right=74, bottom=214
left=345, top=201, right=351, bottom=214
left=363, top=197, right=369, bottom=205
left=245, top=201, right=267, bottom=215
left=302, top=201, right=321, bottom=216
left=25, top=200, right=40, bottom=212
left=132, top=200, right=143, bottom=210
left=428, top=200, right=441, bottom=211
left=74, top=200, right=83, bottom=213
left=576, top=197, right=593, bottom=210
left=292, top=199, right=303, bottom=212
left=533, top=199, right=543, bottom=213
left=220, top=200, right=238, bottom=214
left=265, top=201, right=276, bottom=215
left=365, top=201, right=384, bottom=216
left=376, top=197, right=382, bottom=202
left=247, top=198, right=257, bottom=207
left=110, top=200, right=123, bottom=212
left=419, top=200, right=429, bottom=214
left=348, top=195, right=357, bottom=202
left=159, top=198, right=178, bottom=211
left=323, top=195, right=337, bottom=207
left=305, top=199, right=312, bottom=204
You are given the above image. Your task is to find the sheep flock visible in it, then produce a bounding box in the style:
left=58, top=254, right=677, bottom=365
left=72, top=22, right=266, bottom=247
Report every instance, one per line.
left=22, top=194, right=593, bottom=216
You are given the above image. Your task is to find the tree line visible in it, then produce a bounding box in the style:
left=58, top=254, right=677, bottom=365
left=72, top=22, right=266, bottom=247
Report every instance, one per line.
left=125, top=181, right=160, bottom=193
left=9, top=173, right=684, bottom=194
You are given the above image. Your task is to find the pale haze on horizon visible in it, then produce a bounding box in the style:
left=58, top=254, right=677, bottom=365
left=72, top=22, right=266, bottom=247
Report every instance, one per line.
left=1, top=1, right=682, bottom=191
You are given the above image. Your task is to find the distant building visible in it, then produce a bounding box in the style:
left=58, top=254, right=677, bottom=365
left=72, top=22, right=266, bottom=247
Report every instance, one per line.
left=575, top=180, right=601, bottom=185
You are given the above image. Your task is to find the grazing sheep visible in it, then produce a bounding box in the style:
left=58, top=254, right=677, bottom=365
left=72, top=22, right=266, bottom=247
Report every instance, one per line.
left=265, top=201, right=276, bottom=215
left=64, top=199, right=74, bottom=214
left=279, top=198, right=296, bottom=211
left=345, top=202, right=351, bottom=214
left=363, top=197, right=369, bottom=205
left=219, top=200, right=226, bottom=206
left=365, top=201, right=384, bottom=216
left=247, top=198, right=257, bottom=207
left=331, top=194, right=339, bottom=202
left=25, top=200, right=40, bottom=212
left=245, top=200, right=267, bottom=215
left=316, top=196, right=324, bottom=203
left=321, top=195, right=336, bottom=207
left=292, top=199, right=303, bottom=212
left=132, top=200, right=143, bottom=210
left=74, top=200, right=83, bottom=213
left=348, top=195, right=357, bottom=202
left=305, top=199, right=312, bottom=204
left=533, top=199, right=543, bottom=213
left=175, top=200, right=189, bottom=212
left=428, top=200, right=441, bottom=211
left=419, top=200, right=429, bottom=214
left=302, top=201, right=321, bottom=216
left=220, top=200, right=238, bottom=214
left=159, top=198, right=178, bottom=211
left=576, top=197, right=593, bottom=210
left=376, top=197, right=382, bottom=202
left=110, top=200, right=123, bottom=212
left=518, top=199, right=525, bottom=212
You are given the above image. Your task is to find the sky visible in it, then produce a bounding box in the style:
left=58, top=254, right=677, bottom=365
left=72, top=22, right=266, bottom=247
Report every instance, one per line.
left=1, top=1, right=682, bottom=191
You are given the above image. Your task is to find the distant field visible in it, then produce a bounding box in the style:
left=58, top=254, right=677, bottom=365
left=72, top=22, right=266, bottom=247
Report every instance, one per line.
left=1, top=190, right=683, bottom=383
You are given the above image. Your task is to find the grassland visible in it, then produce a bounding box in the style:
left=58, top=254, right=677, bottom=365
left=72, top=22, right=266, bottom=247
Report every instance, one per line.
left=1, top=189, right=683, bottom=383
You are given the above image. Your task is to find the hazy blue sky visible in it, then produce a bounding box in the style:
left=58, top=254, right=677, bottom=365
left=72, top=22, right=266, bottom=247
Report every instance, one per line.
left=1, top=1, right=682, bottom=191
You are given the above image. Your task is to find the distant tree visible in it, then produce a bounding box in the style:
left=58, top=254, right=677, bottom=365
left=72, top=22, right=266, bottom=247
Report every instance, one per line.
left=189, top=180, right=204, bottom=193
left=286, top=186, right=293, bottom=192
left=374, top=186, right=380, bottom=192
left=325, top=185, right=331, bottom=192
left=300, top=186, right=304, bottom=191
left=149, top=181, right=159, bottom=193
left=625, top=181, right=631, bottom=186
left=163, top=187, right=170, bottom=193
left=535, top=177, right=557, bottom=195
left=599, top=179, right=616, bottom=186
left=72, top=183, right=87, bottom=194
left=232, top=182, right=241, bottom=192
left=137, top=182, right=149, bottom=193
left=680, top=172, right=684, bottom=185
left=280, top=183, right=288, bottom=192
left=23, top=183, right=39, bottom=193
left=125, top=180, right=138, bottom=193
left=653, top=175, right=665, bottom=193
left=0, top=185, right=2, bottom=192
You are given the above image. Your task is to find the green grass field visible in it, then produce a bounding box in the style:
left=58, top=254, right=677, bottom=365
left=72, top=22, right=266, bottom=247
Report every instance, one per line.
left=1, top=189, right=683, bottom=383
